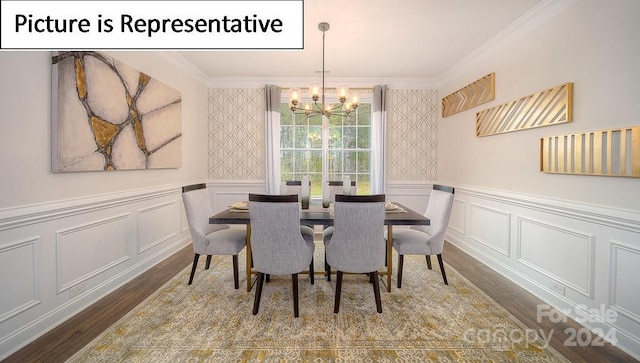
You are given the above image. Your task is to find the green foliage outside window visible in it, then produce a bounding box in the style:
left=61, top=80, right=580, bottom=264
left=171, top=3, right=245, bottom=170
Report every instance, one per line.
left=280, top=100, right=372, bottom=197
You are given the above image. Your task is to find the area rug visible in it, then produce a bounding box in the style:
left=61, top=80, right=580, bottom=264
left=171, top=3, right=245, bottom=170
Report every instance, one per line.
left=68, top=244, right=568, bottom=362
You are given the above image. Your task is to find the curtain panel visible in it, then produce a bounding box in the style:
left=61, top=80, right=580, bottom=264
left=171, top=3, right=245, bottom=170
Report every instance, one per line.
left=265, top=85, right=281, bottom=194
left=372, top=85, right=387, bottom=194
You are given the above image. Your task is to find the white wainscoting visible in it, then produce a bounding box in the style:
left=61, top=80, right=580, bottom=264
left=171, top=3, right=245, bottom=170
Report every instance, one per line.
left=206, top=181, right=434, bottom=215
left=445, top=185, right=640, bottom=360
left=207, top=181, right=267, bottom=213
left=0, top=184, right=191, bottom=360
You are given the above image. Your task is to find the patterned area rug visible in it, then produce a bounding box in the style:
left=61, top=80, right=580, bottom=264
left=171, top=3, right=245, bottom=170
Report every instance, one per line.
left=69, top=244, right=568, bottom=362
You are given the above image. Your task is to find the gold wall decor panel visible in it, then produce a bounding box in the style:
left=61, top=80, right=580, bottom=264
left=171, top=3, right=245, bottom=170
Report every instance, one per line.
left=476, top=82, right=573, bottom=137
left=540, top=126, right=640, bottom=177
left=442, top=73, right=495, bottom=118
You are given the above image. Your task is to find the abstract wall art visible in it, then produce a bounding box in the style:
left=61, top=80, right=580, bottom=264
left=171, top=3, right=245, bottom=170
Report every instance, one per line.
left=540, top=126, right=640, bottom=177
left=476, top=82, right=572, bottom=137
left=52, top=51, right=182, bottom=172
left=441, top=73, right=495, bottom=118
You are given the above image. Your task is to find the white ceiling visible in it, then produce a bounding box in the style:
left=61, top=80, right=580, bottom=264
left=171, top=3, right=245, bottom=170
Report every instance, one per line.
left=175, top=0, right=543, bottom=81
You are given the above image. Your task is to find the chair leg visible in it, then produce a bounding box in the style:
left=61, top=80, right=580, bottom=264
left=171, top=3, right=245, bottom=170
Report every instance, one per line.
left=309, top=258, right=314, bottom=285
left=437, top=254, right=448, bottom=285
left=372, top=271, right=382, bottom=313
left=266, top=274, right=270, bottom=282
left=252, top=272, right=265, bottom=315
left=325, top=251, right=331, bottom=281
left=334, top=271, right=343, bottom=313
left=188, top=254, right=200, bottom=285
left=426, top=255, right=432, bottom=270
left=397, top=254, right=404, bottom=288
left=292, top=273, right=300, bottom=318
left=205, top=255, right=212, bottom=270
left=232, top=255, right=239, bottom=289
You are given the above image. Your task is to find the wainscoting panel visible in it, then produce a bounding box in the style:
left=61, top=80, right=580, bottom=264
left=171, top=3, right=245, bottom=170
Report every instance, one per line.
left=208, top=181, right=267, bottom=214
left=56, top=214, right=130, bottom=293
left=449, top=198, right=466, bottom=235
left=0, top=184, right=191, bottom=360
left=517, top=216, right=594, bottom=298
left=384, top=182, right=431, bottom=214
left=0, top=237, right=39, bottom=323
left=469, top=203, right=511, bottom=257
left=137, top=201, right=177, bottom=254
left=609, top=240, right=640, bottom=324
left=445, top=185, right=640, bottom=360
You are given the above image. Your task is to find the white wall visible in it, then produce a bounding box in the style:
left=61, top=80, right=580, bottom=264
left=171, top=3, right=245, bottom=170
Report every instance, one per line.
left=0, top=52, right=208, bottom=208
left=0, top=51, right=208, bottom=358
left=438, top=0, right=640, bottom=210
left=439, top=0, right=640, bottom=359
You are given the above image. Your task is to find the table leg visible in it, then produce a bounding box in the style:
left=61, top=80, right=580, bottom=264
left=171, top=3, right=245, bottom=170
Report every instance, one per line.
left=245, top=224, right=252, bottom=292
left=386, top=225, right=393, bottom=292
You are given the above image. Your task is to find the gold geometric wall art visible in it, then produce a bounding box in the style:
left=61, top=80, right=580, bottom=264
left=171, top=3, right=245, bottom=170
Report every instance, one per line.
left=540, top=126, right=640, bottom=177
left=52, top=51, right=182, bottom=172
left=476, top=82, right=573, bottom=137
left=442, top=73, right=495, bottom=118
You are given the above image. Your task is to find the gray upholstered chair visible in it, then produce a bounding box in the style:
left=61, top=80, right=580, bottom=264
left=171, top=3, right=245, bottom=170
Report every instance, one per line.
left=182, top=184, right=247, bottom=288
left=327, top=180, right=356, bottom=202
left=249, top=194, right=315, bottom=318
left=324, top=194, right=386, bottom=313
left=321, top=180, right=356, bottom=280
left=280, top=179, right=311, bottom=209
left=391, top=184, right=455, bottom=287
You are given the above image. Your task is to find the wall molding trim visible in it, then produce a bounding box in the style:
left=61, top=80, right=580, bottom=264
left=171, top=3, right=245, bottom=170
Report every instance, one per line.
left=439, top=0, right=581, bottom=83
left=0, top=184, right=184, bottom=232
left=445, top=183, right=640, bottom=360
left=455, top=185, right=640, bottom=233
left=0, top=183, right=192, bottom=360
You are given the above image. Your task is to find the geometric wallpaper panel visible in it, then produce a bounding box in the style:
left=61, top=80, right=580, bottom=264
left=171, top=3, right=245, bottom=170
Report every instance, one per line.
left=207, top=87, right=439, bottom=183
left=208, top=88, right=265, bottom=180
left=386, top=89, right=439, bottom=181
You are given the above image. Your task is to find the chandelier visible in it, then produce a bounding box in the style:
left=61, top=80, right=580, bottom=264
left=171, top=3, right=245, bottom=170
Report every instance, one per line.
left=288, top=22, right=359, bottom=118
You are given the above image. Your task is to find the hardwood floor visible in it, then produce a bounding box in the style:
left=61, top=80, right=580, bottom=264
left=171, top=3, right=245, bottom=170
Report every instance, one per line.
left=3, top=242, right=637, bottom=362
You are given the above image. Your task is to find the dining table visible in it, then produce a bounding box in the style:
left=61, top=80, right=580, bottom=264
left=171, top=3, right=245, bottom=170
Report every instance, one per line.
left=209, top=201, right=430, bottom=292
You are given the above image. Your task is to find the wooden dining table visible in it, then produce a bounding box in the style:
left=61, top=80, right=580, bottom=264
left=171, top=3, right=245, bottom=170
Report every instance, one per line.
left=209, top=201, right=430, bottom=292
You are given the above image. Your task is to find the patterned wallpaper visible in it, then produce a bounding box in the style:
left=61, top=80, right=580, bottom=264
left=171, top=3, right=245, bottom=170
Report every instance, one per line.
left=386, top=89, right=439, bottom=181
left=208, top=88, right=265, bottom=180
left=207, top=88, right=438, bottom=183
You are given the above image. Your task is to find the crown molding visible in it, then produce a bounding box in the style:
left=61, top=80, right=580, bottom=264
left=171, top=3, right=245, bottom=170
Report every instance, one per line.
left=438, top=0, right=581, bottom=84
left=156, top=52, right=210, bottom=85
left=158, top=0, right=581, bottom=89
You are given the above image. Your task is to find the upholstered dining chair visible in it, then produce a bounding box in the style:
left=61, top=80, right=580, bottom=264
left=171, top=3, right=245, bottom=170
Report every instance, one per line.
left=391, top=184, right=455, bottom=287
left=321, top=180, right=357, bottom=280
left=249, top=194, right=315, bottom=318
left=327, top=180, right=356, bottom=201
left=280, top=179, right=311, bottom=209
left=324, top=194, right=386, bottom=313
left=182, top=184, right=247, bottom=288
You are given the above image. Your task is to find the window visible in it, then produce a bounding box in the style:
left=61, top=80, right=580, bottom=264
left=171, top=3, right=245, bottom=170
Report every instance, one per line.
left=280, top=91, right=373, bottom=197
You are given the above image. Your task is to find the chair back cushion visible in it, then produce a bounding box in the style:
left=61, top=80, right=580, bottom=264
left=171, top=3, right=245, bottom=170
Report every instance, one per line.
left=182, top=188, right=228, bottom=253
left=326, top=195, right=386, bottom=273
left=248, top=194, right=314, bottom=275
left=328, top=180, right=357, bottom=200
left=420, top=189, right=454, bottom=254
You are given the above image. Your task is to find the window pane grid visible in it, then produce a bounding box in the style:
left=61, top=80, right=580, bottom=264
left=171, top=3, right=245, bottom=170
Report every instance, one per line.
left=280, top=94, right=372, bottom=196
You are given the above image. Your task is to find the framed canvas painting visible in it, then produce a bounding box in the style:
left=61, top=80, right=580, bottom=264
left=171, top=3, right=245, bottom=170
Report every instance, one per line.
left=52, top=51, right=182, bottom=172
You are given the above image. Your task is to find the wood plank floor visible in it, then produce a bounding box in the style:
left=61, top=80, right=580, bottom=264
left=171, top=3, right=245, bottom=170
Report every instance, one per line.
left=3, top=242, right=637, bottom=362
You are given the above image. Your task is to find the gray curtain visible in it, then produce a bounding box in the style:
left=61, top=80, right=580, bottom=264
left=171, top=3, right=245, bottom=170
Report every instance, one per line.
left=265, top=85, right=281, bottom=194
left=371, top=85, right=387, bottom=194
